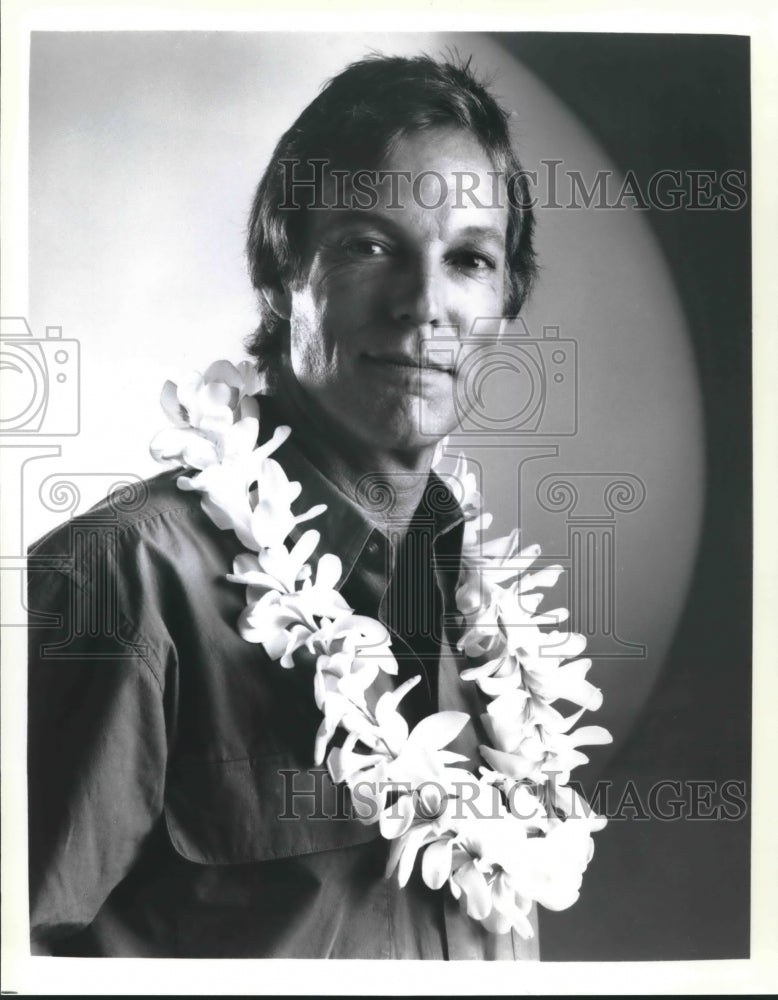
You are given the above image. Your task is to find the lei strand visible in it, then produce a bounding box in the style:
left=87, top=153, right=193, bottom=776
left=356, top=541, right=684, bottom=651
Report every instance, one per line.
left=151, top=360, right=611, bottom=938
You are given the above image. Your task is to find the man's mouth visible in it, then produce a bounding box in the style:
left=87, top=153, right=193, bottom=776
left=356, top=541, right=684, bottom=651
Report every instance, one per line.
left=364, top=353, right=453, bottom=375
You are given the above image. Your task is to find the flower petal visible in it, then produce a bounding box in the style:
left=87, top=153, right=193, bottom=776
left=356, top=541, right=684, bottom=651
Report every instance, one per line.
left=518, top=565, right=564, bottom=592
left=454, top=861, right=492, bottom=920
left=379, top=793, right=416, bottom=839
left=160, top=380, right=188, bottom=426
left=552, top=659, right=603, bottom=710
left=480, top=745, right=543, bottom=781
left=315, top=552, right=342, bottom=591
left=222, top=416, right=259, bottom=458
left=406, top=711, right=470, bottom=752
left=568, top=725, right=613, bottom=748
left=295, top=502, right=328, bottom=525
left=397, top=825, right=433, bottom=887
left=289, top=529, right=320, bottom=570
left=421, top=837, right=454, bottom=890
left=538, top=631, right=588, bottom=660
left=460, top=657, right=505, bottom=683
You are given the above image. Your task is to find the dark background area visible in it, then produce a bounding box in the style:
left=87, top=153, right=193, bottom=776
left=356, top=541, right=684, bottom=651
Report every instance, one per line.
left=494, top=34, right=752, bottom=961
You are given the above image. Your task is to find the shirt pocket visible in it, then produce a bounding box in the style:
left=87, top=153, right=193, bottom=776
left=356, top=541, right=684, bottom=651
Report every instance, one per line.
left=163, top=754, right=379, bottom=865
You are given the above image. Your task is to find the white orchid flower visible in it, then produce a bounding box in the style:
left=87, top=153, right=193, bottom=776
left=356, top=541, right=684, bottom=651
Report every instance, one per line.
left=324, top=678, right=470, bottom=827
left=546, top=782, right=608, bottom=831
left=247, top=458, right=326, bottom=550
left=151, top=362, right=265, bottom=470
left=445, top=804, right=538, bottom=925
left=536, top=723, right=613, bottom=787
left=309, top=613, right=396, bottom=664
left=479, top=869, right=536, bottom=938
left=477, top=678, right=611, bottom=789
left=461, top=512, right=494, bottom=550
left=230, top=543, right=349, bottom=627
left=175, top=426, right=293, bottom=547
left=510, top=817, right=599, bottom=912
left=386, top=802, right=462, bottom=890
left=381, top=766, right=490, bottom=889
left=461, top=532, right=540, bottom=583
left=252, top=533, right=321, bottom=595
left=236, top=549, right=363, bottom=679
left=237, top=590, right=313, bottom=657
left=310, top=616, right=401, bottom=765
left=522, top=651, right=601, bottom=709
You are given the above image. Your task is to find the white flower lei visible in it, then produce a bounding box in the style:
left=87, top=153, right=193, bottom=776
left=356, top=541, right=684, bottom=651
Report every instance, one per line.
left=151, top=360, right=611, bottom=939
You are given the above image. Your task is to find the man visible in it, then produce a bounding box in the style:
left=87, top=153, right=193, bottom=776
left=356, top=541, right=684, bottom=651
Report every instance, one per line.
left=27, top=53, right=539, bottom=959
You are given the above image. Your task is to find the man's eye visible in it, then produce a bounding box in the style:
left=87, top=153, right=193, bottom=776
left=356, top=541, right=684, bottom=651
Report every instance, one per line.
left=448, top=250, right=497, bottom=272
left=342, top=238, right=389, bottom=258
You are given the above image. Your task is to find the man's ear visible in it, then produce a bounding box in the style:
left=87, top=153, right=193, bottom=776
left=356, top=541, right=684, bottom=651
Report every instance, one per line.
left=261, top=285, right=292, bottom=321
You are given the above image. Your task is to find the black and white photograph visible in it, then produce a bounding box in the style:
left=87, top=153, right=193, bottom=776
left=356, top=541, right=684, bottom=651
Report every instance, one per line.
left=1, top=6, right=775, bottom=994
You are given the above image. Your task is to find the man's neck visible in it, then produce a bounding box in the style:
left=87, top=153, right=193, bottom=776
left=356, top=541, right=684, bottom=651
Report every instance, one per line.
left=269, top=369, right=436, bottom=539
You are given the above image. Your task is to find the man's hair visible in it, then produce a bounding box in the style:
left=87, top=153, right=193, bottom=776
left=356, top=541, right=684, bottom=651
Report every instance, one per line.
left=245, top=52, right=537, bottom=372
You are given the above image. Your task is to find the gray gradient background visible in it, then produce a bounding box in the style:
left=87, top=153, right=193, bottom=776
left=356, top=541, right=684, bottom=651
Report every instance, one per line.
left=21, top=31, right=749, bottom=960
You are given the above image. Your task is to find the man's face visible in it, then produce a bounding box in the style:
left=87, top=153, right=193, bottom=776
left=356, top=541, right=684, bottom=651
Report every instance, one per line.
left=284, top=127, right=509, bottom=455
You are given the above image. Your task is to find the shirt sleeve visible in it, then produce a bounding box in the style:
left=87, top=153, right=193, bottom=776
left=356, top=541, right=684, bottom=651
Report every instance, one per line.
left=27, top=543, right=170, bottom=954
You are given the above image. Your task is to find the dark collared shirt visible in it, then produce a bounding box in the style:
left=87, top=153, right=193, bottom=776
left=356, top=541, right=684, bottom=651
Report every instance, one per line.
left=27, top=397, right=538, bottom=959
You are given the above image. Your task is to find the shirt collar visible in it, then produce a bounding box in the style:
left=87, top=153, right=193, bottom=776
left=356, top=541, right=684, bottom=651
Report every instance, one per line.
left=255, top=394, right=464, bottom=583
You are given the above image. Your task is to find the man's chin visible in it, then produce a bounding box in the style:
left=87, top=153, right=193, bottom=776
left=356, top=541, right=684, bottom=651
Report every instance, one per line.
left=304, top=384, right=456, bottom=459
left=365, top=407, right=456, bottom=457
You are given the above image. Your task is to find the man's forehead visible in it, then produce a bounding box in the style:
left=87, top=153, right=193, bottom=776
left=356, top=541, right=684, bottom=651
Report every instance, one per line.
left=311, top=146, right=509, bottom=232
left=310, top=204, right=507, bottom=244
left=382, top=125, right=497, bottom=173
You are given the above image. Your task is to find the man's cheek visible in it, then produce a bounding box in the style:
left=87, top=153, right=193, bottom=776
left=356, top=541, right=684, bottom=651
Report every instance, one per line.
left=445, top=386, right=463, bottom=429
left=450, top=338, right=498, bottom=422
left=290, top=315, right=332, bottom=382
left=419, top=376, right=462, bottom=436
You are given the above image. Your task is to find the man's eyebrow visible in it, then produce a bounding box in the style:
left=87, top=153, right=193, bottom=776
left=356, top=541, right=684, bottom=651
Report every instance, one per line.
left=316, top=210, right=397, bottom=231
left=315, top=214, right=506, bottom=245
left=452, top=225, right=505, bottom=245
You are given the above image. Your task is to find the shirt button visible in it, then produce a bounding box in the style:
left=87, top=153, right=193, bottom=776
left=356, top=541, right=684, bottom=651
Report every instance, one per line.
left=365, top=539, right=380, bottom=558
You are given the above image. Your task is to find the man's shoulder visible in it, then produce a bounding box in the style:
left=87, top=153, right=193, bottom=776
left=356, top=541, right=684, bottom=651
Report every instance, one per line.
left=29, top=467, right=210, bottom=558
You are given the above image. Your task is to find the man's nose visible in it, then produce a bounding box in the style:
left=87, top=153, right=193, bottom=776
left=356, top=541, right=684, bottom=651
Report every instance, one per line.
left=391, top=256, right=444, bottom=328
